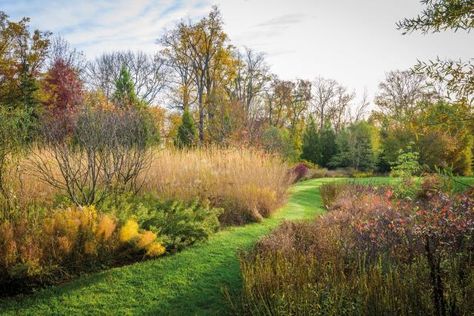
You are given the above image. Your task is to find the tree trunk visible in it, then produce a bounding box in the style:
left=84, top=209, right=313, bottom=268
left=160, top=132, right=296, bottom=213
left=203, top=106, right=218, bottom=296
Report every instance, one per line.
left=198, top=90, right=204, bottom=143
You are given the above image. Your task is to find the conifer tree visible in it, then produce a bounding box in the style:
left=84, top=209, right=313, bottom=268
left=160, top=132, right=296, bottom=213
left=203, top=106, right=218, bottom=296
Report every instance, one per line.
left=113, top=65, right=138, bottom=108
left=301, top=117, right=320, bottom=165
left=319, top=123, right=337, bottom=168
left=18, top=62, right=41, bottom=141
left=175, top=109, right=197, bottom=148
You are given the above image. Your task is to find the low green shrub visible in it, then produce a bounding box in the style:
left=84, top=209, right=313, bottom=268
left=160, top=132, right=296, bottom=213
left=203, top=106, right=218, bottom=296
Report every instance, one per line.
left=142, top=199, right=222, bottom=252
left=393, top=176, right=420, bottom=200
left=97, top=193, right=222, bottom=252
left=390, top=146, right=421, bottom=178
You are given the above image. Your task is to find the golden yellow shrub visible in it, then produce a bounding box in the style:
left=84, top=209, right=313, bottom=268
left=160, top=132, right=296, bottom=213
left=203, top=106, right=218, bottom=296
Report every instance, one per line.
left=96, top=215, right=117, bottom=240
left=136, top=231, right=157, bottom=249
left=146, top=242, right=166, bottom=257
left=57, top=236, right=73, bottom=254
left=119, top=220, right=139, bottom=243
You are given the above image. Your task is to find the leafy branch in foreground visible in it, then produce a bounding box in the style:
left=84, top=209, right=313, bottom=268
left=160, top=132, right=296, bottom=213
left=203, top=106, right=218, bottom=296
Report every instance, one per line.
left=398, top=0, right=474, bottom=105
left=413, top=58, right=474, bottom=105
left=397, top=0, right=474, bottom=34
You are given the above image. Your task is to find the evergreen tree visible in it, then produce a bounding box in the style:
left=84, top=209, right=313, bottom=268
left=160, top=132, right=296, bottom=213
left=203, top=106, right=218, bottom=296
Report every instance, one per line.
left=319, top=123, right=337, bottom=168
left=175, top=109, right=197, bottom=148
left=261, top=126, right=298, bottom=161
left=113, top=65, right=138, bottom=108
left=329, top=129, right=351, bottom=168
left=301, top=118, right=320, bottom=165
left=18, top=62, right=41, bottom=141
left=330, top=122, right=375, bottom=171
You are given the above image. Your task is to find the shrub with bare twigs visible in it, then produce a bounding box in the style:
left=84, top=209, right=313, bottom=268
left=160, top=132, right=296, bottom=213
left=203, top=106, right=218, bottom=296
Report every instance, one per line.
left=30, top=107, right=155, bottom=205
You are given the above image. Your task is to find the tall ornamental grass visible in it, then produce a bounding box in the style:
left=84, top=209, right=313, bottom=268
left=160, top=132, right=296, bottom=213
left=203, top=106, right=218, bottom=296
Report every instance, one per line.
left=6, top=147, right=291, bottom=225
left=142, top=147, right=292, bottom=225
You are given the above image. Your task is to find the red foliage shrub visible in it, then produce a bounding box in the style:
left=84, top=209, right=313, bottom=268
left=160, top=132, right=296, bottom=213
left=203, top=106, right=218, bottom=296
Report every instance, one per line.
left=291, top=163, right=310, bottom=182
left=42, top=58, right=84, bottom=115
left=41, top=58, right=84, bottom=137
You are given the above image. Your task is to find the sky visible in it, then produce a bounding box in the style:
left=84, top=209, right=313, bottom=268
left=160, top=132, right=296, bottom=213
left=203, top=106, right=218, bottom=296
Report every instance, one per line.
left=1, top=0, right=472, bottom=103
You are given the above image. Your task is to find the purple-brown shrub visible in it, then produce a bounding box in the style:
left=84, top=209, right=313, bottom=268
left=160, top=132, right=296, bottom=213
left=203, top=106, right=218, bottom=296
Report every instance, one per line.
left=238, top=179, right=474, bottom=315
left=291, top=163, right=309, bottom=182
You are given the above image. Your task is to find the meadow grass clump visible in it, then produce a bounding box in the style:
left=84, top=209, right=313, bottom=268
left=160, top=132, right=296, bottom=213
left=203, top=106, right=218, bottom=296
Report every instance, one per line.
left=237, top=176, right=474, bottom=315
left=319, top=182, right=348, bottom=208
left=16, top=146, right=291, bottom=225
left=142, top=147, right=292, bottom=225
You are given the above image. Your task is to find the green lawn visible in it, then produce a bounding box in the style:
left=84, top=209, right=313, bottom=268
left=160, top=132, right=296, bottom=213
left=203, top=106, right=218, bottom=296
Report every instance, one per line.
left=350, top=176, right=474, bottom=192
left=0, top=179, right=330, bottom=316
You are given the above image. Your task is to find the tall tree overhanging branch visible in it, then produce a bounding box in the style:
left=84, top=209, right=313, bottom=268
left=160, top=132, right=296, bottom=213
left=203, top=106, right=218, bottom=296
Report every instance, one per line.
left=397, top=0, right=474, bottom=105
left=397, top=0, right=473, bottom=34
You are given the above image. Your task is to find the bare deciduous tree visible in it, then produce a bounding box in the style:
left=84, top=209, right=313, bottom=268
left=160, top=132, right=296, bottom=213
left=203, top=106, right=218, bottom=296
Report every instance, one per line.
left=311, top=77, right=354, bottom=131
left=48, top=35, right=86, bottom=74
left=374, top=70, right=436, bottom=117
left=227, top=48, right=271, bottom=141
left=311, top=77, right=338, bottom=130
left=160, top=27, right=196, bottom=111
left=350, top=88, right=370, bottom=123
left=230, top=48, right=270, bottom=113
left=86, top=51, right=168, bottom=105
left=330, top=85, right=355, bottom=132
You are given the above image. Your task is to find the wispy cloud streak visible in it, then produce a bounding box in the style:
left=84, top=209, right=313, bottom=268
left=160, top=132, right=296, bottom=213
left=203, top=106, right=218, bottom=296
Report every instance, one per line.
left=0, top=0, right=211, bottom=57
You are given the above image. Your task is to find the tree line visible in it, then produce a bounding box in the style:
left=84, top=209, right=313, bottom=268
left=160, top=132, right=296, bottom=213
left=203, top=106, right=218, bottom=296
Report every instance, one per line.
left=0, top=1, right=472, bottom=177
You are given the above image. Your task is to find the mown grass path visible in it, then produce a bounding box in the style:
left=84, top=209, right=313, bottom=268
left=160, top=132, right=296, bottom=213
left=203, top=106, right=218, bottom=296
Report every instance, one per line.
left=0, top=179, right=329, bottom=316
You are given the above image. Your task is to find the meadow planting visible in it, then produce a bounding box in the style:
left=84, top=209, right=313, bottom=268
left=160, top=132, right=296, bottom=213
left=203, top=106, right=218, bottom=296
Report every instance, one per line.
left=0, top=135, right=291, bottom=295
left=0, top=1, right=473, bottom=314
left=143, top=148, right=291, bottom=224
left=237, top=175, right=474, bottom=315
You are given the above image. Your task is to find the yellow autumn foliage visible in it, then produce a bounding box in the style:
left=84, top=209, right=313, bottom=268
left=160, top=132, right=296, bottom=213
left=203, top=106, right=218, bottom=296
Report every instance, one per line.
left=96, top=215, right=117, bottom=240
left=146, top=242, right=166, bottom=257
left=119, top=219, right=140, bottom=243
left=136, top=230, right=157, bottom=249
left=119, top=220, right=166, bottom=257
